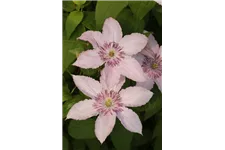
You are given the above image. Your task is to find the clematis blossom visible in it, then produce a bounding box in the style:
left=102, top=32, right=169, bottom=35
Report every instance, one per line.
left=73, top=17, right=148, bottom=83
left=135, top=34, right=162, bottom=92
left=67, top=70, right=153, bottom=144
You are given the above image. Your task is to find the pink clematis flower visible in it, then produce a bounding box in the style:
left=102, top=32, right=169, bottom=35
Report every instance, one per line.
left=135, top=34, right=162, bottom=92
left=73, top=17, right=148, bottom=83
left=67, top=71, right=153, bottom=144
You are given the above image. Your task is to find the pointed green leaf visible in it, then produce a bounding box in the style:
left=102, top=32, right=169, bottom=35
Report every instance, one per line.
left=66, top=11, right=84, bottom=39
left=68, top=119, right=96, bottom=139
left=129, top=1, right=156, bottom=20
left=95, top=1, right=128, bottom=30
left=82, top=11, right=96, bottom=30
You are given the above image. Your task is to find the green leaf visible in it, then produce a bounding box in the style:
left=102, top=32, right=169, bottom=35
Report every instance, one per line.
left=85, top=138, right=101, bottom=150
left=63, top=40, right=85, bottom=73
left=80, top=68, right=98, bottom=76
left=82, top=11, right=96, bottom=30
left=153, top=119, right=162, bottom=138
left=152, top=5, right=162, bottom=26
left=63, top=84, right=72, bottom=102
left=63, top=1, right=76, bottom=12
left=63, top=95, right=84, bottom=118
left=129, top=1, right=156, bottom=20
left=73, top=0, right=86, bottom=6
left=66, top=11, right=84, bottom=39
left=111, top=121, right=133, bottom=150
left=132, top=129, right=152, bottom=147
left=68, top=119, right=95, bottom=139
left=117, top=8, right=145, bottom=35
left=69, top=24, right=86, bottom=40
left=153, top=136, right=162, bottom=150
left=72, top=139, right=86, bottom=150
left=63, top=136, right=69, bottom=150
left=144, top=92, right=162, bottom=120
left=95, top=1, right=128, bottom=30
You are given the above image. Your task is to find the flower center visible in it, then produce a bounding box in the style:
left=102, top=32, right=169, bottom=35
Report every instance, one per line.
left=142, top=54, right=162, bottom=79
left=151, top=63, right=158, bottom=69
left=93, top=90, right=123, bottom=115
left=105, top=98, right=113, bottom=107
left=108, top=50, right=115, bottom=57
left=98, top=42, right=125, bottom=67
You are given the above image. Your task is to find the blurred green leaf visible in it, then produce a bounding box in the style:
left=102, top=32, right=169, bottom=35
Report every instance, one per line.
left=80, top=68, right=98, bottom=76
left=66, top=11, right=84, bottom=39
left=152, top=5, right=162, bottom=26
left=111, top=121, right=133, bottom=150
left=73, top=0, right=86, bottom=6
left=144, top=85, right=162, bottom=120
left=68, top=119, right=96, bottom=139
left=117, top=8, right=145, bottom=35
left=85, top=138, right=101, bottom=150
left=63, top=84, right=72, bottom=102
left=70, top=24, right=86, bottom=40
left=129, top=1, right=156, bottom=20
left=153, top=119, right=162, bottom=138
left=63, top=136, right=69, bottom=150
left=72, top=139, right=86, bottom=150
left=95, top=1, right=128, bottom=30
left=153, top=136, right=162, bottom=150
left=63, top=95, right=84, bottom=118
left=63, top=40, right=85, bottom=73
left=63, top=1, right=76, bottom=12
left=132, top=129, right=152, bottom=147
left=82, top=11, right=96, bottom=30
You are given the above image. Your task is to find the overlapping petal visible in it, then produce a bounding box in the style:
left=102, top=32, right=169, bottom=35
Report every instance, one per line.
left=155, top=76, right=162, bottom=92
left=78, top=31, right=104, bottom=48
left=136, top=79, right=155, bottom=90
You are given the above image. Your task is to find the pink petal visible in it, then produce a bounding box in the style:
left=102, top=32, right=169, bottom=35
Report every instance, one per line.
left=100, top=65, right=124, bottom=91
left=102, top=17, right=122, bottom=43
left=120, top=86, right=153, bottom=107
left=119, top=33, right=148, bottom=56
left=159, top=46, right=162, bottom=56
left=154, top=0, right=162, bottom=5
left=95, top=113, right=116, bottom=144
left=136, top=79, right=155, bottom=90
left=73, top=49, right=104, bottom=69
left=117, top=107, right=142, bottom=134
left=72, top=75, right=102, bottom=98
left=78, top=31, right=104, bottom=48
left=67, top=99, right=98, bottom=120
left=134, top=53, right=145, bottom=64
left=155, top=76, right=162, bottom=92
left=118, top=56, right=146, bottom=82
left=147, top=34, right=160, bottom=54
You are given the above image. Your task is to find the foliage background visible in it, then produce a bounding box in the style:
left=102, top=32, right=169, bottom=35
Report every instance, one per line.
left=63, top=1, right=162, bottom=150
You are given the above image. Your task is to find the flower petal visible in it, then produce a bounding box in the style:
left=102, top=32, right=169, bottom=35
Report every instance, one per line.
left=155, top=76, right=162, bottom=92
left=67, top=99, right=98, bottom=120
left=73, top=49, right=104, bottom=69
left=72, top=75, right=102, bottom=98
left=136, top=79, right=155, bottom=90
left=95, top=113, right=116, bottom=144
left=118, top=56, right=146, bottom=82
left=78, top=31, right=104, bottom=48
left=134, top=53, right=145, bottom=64
left=102, top=17, right=122, bottom=43
left=100, top=65, right=124, bottom=91
left=120, top=86, right=153, bottom=107
left=119, top=33, right=148, bottom=56
left=117, top=107, right=142, bottom=135
left=147, top=34, right=160, bottom=53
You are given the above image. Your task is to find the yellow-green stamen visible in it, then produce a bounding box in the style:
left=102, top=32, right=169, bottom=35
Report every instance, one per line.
left=105, top=98, right=113, bottom=107
left=108, top=50, right=115, bottom=57
left=151, top=63, right=158, bottom=69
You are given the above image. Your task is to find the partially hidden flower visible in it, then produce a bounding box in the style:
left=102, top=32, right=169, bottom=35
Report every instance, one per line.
left=135, top=34, right=162, bottom=92
left=73, top=17, right=148, bottom=83
left=67, top=70, right=153, bottom=144
left=154, top=0, right=162, bottom=5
